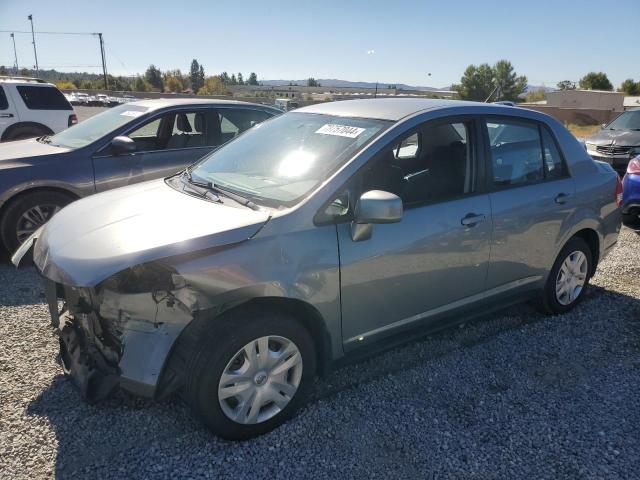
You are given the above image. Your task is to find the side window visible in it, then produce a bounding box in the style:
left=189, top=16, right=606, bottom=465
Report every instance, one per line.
left=540, top=127, right=566, bottom=179
left=15, top=85, right=72, bottom=110
left=0, top=86, right=8, bottom=110
left=362, top=120, right=472, bottom=206
left=219, top=109, right=273, bottom=143
left=123, top=110, right=219, bottom=152
left=487, top=121, right=543, bottom=187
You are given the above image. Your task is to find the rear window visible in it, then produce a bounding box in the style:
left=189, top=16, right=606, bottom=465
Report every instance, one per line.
left=16, top=85, right=72, bottom=111
left=0, top=86, right=7, bottom=110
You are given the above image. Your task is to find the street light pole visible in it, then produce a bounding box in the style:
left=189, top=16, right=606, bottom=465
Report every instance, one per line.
left=27, top=14, right=39, bottom=77
left=97, top=33, right=108, bottom=90
left=10, top=33, right=19, bottom=75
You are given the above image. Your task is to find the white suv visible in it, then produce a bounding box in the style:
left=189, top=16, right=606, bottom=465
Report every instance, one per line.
left=0, top=76, right=77, bottom=142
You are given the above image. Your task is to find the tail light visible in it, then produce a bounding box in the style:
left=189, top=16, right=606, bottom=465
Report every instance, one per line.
left=627, top=157, right=640, bottom=175
left=68, top=114, right=78, bottom=127
left=615, top=175, right=623, bottom=207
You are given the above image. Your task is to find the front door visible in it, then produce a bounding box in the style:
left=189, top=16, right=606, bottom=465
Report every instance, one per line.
left=336, top=118, right=493, bottom=350
left=92, top=109, right=220, bottom=192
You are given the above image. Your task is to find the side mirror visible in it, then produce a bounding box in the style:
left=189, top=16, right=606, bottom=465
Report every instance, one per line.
left=111, top=136, right=137, bottom=155
left=351, top=190, right=403, bottom=242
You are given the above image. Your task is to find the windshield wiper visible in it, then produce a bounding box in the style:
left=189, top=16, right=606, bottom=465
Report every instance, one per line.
left=182, top=170, right=260, bottom=211
left=37, top=135, right=52, bottom=144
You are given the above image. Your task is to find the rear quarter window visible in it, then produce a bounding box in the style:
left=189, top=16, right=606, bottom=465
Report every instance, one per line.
left=16, top=85, right=73, bottom=111
left=0, top=86, right=8, bottom=110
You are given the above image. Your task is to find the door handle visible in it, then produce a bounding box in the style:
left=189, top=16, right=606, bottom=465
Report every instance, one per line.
left=555, top=192, right=570, bottom=204
left=0, top=113, right=14, bottom=118
left=461, top=213, right=486, bottom=227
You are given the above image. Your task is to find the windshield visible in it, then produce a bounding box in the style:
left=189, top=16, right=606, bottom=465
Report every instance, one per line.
left=190, top=112, right=391, bottom=208
left=606, top=110, right=640, bottom=131
left=49, top=104, right=150, bottom=148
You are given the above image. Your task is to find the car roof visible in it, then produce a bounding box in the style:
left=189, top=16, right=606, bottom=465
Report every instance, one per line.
left=296, top=98, right=514, bottom=121
left=129, top=98, right=276, bottom=110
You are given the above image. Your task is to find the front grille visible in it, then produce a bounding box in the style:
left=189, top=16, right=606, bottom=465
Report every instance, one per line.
left=596, top=145, right=632, bottom=156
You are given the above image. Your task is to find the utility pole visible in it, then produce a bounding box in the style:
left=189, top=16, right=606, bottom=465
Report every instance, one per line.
left=374, top=81, right=378, bottom=98
left=27, top=14, right=39, bottom=77
left=97, top=33, right=108, bottom=90
left=10, top=33, right=19, bottom=75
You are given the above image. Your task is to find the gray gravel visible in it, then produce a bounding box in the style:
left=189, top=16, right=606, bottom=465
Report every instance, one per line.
left=1, top=228, right=639, bottom=479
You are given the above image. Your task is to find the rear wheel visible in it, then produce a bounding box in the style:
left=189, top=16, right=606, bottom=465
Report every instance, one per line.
left=0, top=191, right=74, bottom=253
left=3, top=125, right=50, bottom=142
left=538, top=237, right=592, bottom=314
left=185, top=308, right=316, bottom=440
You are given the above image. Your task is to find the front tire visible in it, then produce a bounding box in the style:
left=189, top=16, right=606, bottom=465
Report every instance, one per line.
left=185, top=307, right=316, bottom=440
left=539, top=237, right=592, bottom=315
left=0, top=191, right=74, bottom=253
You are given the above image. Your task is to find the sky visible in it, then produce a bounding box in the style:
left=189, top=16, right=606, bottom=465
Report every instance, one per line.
left=0, top=0, right=638, bottom=89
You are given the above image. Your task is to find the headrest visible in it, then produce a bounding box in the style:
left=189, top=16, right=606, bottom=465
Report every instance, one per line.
left=176, top=114, right=192, bottom=133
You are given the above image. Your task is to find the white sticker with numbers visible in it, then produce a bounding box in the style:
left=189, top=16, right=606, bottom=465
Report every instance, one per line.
left=315, top=124, right=365, bottom=138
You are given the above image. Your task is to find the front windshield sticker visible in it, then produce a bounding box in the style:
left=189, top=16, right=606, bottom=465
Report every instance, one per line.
left=316, top=124, right=366, bottom=138
left=120, top=110, right=145, bottom=117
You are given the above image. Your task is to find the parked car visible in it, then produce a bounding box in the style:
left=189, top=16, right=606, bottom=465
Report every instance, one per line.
left=0, top=98, right=279, bottom=252
left=69, top=92, right=90, bottom=106
left=13, top=98, right=621, bottom=440
left=0, top=76, right=77, bottom=142
left=622, top=155, right=640, bottom=228
left=585, top=108, right=640, bottom=175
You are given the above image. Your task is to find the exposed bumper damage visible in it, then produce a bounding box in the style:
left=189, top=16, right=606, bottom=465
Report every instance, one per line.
left=44, top=263, right=212, bottom=402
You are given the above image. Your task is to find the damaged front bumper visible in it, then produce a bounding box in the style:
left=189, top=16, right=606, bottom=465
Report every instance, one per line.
left=42, top=265, right=206, bottom=402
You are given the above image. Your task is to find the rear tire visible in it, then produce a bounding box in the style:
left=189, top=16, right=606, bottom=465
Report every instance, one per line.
left=185, top=307, right=316, bottom=440
left=0, top=191, right=74, bottom=254
left=538, top=237, right=592, bottom=315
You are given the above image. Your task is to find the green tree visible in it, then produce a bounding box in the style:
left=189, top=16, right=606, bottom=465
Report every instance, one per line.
left=579, top=72, right=613, bottom=91
left=247, top=72, right=258, bottom=85
left=134, top=76, right=151, bottom=92
left=0, top=65, right=7, bottom=76
left=454, top=61, right=526, bottom=102
left=492, top=60, right=527, bottom=102
left=144, top=65, right=163, bottom=91
left=307, top=77, right=320, bottom=87
left=524, top=88, right=547, bottom=103
left=453, top=63, right=494, bottom=101
left=220, top=71, right=231, bottom=85
left=164, top=72, right=184, bottom=92
left=55, top=80, right=76, bottom=90
left=189, top=59, right=204, bottom=93
left=230, top=74, right=237, bottom=85
left=619, top=78, right=639, bottom=96
left=556, top=80, right=576, bottom=91
left=237, top=72, right=244, bottom=85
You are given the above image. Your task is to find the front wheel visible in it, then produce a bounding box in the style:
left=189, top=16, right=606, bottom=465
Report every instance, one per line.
left=538, top=237, right=592, bottom=314
left=0, top=191, right=74, bottom=253
left=185, top=308, right=316, bottom=440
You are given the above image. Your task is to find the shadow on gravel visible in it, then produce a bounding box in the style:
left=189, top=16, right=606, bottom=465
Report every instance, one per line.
left=24, top=283, right=640, bottom=478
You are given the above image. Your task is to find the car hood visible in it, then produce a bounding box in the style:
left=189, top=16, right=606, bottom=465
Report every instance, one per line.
left=29, top=179, right=271, bottom=287
left=0, top=138, right=70, bottom=163
left=586, top=129, right=640, bottom=147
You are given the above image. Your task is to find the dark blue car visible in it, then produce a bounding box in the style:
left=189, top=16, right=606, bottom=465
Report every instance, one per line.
left=622, top=155, right=640, bottom=229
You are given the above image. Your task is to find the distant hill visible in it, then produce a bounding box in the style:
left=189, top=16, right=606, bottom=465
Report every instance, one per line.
left=260, top=79, right=444, bottom=91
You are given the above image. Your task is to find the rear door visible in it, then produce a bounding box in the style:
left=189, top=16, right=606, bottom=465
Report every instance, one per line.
left=483, top=117, right=576, bottom=291
left=0, top=85, right=19, bottom=138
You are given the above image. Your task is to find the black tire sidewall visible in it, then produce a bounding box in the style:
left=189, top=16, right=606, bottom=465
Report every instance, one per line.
left=0, top=191, right=73, bottom=253
left=186, top=309, right=316, bottom=441
left=544, top=237, right=592, bottom=314
left=5, top=126, right=47, bottom=141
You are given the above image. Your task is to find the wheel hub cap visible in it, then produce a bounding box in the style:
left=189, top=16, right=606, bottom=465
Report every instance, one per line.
left=218, top=335, right=303, bottom=425
left=555, top=250, right=588, bottom=306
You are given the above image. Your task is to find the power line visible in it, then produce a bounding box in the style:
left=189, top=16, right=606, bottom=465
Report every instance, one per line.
left=0, top=30, right=99, bottom=36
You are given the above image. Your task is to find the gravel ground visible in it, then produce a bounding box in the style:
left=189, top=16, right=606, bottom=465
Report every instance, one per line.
left=1, top=228, right=639, bottom=479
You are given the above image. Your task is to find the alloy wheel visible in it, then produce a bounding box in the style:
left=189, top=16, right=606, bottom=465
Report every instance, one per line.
left=16, top=204, right=61, bottom=243
left=555, top=250, right=588, bottom=306
left=218, top=335, right=303, bottom=425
